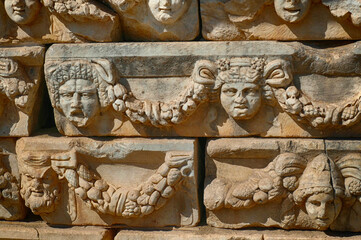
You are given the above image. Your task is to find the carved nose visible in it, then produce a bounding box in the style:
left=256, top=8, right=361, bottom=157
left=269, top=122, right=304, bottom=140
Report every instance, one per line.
left=318, top=204, right=327, bottom=218
left=12, top=0, right=24, bottom=7
left=160, top=0, right=171, bottom=7
left=234, top=93, right=246, bottom=104
left=32, top=178, right=41, bottom=189
left=70, top=93, right=81, bottom=108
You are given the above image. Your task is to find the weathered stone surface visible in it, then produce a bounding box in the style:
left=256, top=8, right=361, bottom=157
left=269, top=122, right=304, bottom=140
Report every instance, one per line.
left=204, top=138, right=361, bottom=232
left=104, top=0, right=199, bottom=40
left=0, top=221, right=112, bottom=240
left=0, top=138, right=25, bottom=221
left=201, top=0, right=361, bottom=40
left=17, top=135, right=199, bottom=227
left=114, top=227, right=361, bottom=240
left=0, top=46, right=44, bottom=136
left=46, top=41, right=361, bottom=137
left=0, top=0, right=120, bottom=44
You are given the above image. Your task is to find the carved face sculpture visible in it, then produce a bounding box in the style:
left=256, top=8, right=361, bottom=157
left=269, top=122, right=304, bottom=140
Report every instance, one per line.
left=4, top=0, right=41, bottom=25
left=220, top=82, right=262, bottom=120
left=21, top=167, right=59, bottom=214
left=274, top=0, right=312, bottom=23
left=148, top=0, right=189, bottom=24
left=59, top=79, right=100, bottom=128
left=305, top=192, right=342, bottom=229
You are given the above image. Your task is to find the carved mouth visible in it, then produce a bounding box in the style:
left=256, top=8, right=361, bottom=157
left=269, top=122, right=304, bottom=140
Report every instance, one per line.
left=70, top=109, right=84, bottom=118
left=283, top=7, right=301, bottom=15
left=13, top=8, right=25, bottom=15
left=234, top=105, right=247, bottom=110
left=31, top=190, right=44, bottom=197
left=159, top=7, right=171, bottom=12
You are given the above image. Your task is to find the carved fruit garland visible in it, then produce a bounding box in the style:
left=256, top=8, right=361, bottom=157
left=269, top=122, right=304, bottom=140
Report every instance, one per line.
left=52, top=151, right=193, bottom=218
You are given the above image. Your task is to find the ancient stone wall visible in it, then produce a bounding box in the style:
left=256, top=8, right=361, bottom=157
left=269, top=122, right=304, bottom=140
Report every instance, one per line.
left=0, top=0, right=360, bottom=239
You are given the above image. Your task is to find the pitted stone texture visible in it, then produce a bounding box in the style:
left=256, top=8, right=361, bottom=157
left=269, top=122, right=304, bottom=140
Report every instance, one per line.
left=46, top=42, right=361, bottom=137
left=201, top=0, right=361, bottom=40
left=104, top=0, right=199, bottom=41
left=17, top=135, right=199, bottom=227
left=0, top=0, right=120, bottom=44
left=0, top=138, right=25, bottom=220
left=0, top=46, right=44, bottom=136
left=204, top=138, right=361, bottom=232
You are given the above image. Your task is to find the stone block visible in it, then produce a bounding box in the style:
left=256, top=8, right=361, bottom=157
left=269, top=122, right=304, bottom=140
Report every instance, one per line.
left=0, top=221, right=113, bottom=240
left=114, top=227, right=361, bottom=240
left=204, top=138, right=361, bottom=232
left=0, top=0, right=120, bottom=44
left=0, top=138, right=26, bottom=221
left=0, top=46, right=44, bottom=136
left=46, top=41, right=361, bottom=137
left=201, top=0, right=361, bottom=40
left=16, top=135, right=199, bottom=227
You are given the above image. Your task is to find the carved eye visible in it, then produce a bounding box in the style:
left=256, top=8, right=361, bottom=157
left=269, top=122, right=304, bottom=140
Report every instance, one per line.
left=81, top=92, right=95, bottom=99
left=222, top=88, right=237, bottom=97
left=60, top=93, right=73, bottom=98
left=269, top=69, right=285, bottom=79
left=244, top=88, right=258, bottom=95
left=199, top=68, right=215, bottom=79
left=310, top=201, right=321, bottom=207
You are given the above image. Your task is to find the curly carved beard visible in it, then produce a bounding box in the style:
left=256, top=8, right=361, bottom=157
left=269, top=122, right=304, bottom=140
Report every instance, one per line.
left=21, top=187, right=59, bottom=214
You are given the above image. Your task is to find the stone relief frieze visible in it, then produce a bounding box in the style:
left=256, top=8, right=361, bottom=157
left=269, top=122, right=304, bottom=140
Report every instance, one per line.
left=204, top=138, right=361, bottom=232
left=17, top=136, right=199, bottom=227
left=0, top=0, right=120, bottom=43
left=103, top=0, right=199, bottom=40
left=201, top=0, right=361, bottom=40
left=0, top=46, right=44, bottom=136
left=45, top=42, right=361, bottom=137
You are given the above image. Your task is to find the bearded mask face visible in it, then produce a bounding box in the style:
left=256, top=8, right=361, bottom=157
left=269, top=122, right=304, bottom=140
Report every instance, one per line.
left=20, top=168, right=60, bottom=214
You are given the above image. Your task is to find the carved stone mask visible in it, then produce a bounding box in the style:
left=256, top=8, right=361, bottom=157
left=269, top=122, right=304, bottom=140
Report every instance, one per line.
left=20, top=167, right=59, bottom=214
left=293, top=154, right=344, bottom=230
left=4, top=0, right=41, bottom=25
left=274, top=0, right=312, bottom=23
left=59, top=79, right=100, bottom=128
left=305, top=192, right=342, bottom=230
left=220, top=81, right=262, bottom=120
left=148, top=0, right=189, bottom=25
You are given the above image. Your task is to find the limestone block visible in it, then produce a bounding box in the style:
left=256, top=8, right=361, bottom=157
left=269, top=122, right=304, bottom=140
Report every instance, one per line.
left=0, top=46, right=44, bottom=136
left=103, top=0, right=199, bottom=40
left=0, top=221, right=112, bottom=240
left=17, top=135, right=199, bottom=227
left=0, top=138, right=26, bottom=221
left=46, top=41, right=361, bottom=137
left=204, top=138, right=361, bottom=232
left=0, top=0, right=120, bottom=44
left=114, top=227, right=361, bottom=240
left=201, top=0, right=361, bottom=40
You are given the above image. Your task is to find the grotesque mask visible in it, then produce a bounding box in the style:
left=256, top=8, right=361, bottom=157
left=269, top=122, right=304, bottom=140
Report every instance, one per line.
left=58, top=79, right=100, bottom=128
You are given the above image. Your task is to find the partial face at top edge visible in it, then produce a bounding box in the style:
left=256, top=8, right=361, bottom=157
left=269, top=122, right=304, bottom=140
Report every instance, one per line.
left=274, top=0, right=312, bottom=23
